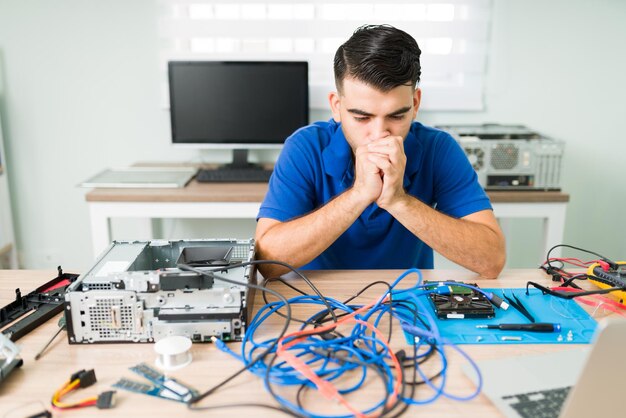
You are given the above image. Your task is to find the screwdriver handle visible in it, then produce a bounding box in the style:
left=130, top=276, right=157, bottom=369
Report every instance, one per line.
left=498, top=323, right=561, bottom=332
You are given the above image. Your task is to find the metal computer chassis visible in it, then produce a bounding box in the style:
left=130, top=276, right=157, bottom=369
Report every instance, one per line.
left=437, top=124, right=565, bottom=191
left=64, top=239, right=256, bottom=344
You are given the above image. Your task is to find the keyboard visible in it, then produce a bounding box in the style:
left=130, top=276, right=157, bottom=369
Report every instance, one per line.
left=502, top=386, right=571, bottom=418
left=195, top=168, right=273, bottom=183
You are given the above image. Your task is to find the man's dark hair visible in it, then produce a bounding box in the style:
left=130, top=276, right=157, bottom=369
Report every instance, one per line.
left=333, top=24, right=422, bottom=93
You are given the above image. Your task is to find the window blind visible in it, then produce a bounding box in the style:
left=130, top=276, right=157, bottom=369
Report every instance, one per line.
left=158, top=0, right=492, bottom=110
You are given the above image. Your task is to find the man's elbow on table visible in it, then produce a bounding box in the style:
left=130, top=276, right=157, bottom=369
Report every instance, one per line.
left=478, top=246, right=506, bottom=279
left=254, top=220, right=293, bottom=279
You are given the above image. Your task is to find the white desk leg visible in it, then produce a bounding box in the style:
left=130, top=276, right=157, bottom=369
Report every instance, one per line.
left=89, top=204, right=156, bottom=257
left=493, top=202, right=567, bottom=263
left=89, top=204, right=112, bottom=258
left=542, top=204, right=567, bottom=259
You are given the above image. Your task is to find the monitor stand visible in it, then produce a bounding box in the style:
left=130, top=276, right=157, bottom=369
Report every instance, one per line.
left=195, top=149, right=272, bottom=182
left=224, top=149, right=262, bottom=170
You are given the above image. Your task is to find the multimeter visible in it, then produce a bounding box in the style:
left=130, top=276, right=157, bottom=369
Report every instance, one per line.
left=587, top=261, right=626, bottom=305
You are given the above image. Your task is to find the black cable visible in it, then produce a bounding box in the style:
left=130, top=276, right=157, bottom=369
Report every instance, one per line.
left=183, top=261, right=444, bottom=417
left=544, top=244, right=616, bottom=277
left=260, top=277, right=322, bottom=325
left=545, top=244, right=614, bottom=267
left=255, top=263, right=338, bottom=324
left=526, top=281, right=626, bottom=299
left=303, top=281, right=395, bottom=346
left=184, top=402, right=300, bottom=416
left=180, top=261, right=293, bottom=408
left=539, top=244, right=619, bottom=291
left=560, top=274, right=588, bottom=289
left=293, top=353, right=393, bottom=415
left=259, top=278, right=406, bottom=417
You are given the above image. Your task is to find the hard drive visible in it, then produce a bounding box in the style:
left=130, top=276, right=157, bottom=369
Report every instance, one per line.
left=424, top=281, right=495, bottom=319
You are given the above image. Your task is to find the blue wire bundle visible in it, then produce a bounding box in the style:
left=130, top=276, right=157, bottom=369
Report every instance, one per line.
left=213, top=268, right=484, bottom=418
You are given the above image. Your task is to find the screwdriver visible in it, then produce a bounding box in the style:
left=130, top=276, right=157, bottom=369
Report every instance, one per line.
left=35, top=317, right=66, bottom=360
left=476, top=323, right=561, bottom=333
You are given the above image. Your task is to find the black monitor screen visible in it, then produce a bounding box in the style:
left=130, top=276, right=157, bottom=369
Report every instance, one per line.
left=168, top=61, right=309, bottom=145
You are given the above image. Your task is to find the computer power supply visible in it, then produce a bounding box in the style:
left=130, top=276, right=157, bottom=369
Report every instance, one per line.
left=438, top=124, right=565, bottom=191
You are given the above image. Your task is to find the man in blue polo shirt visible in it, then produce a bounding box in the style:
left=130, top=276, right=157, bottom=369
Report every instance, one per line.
left=255, top=25, right=505, bottom=278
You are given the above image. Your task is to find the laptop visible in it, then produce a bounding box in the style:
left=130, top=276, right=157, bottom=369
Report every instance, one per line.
left=465, top=319, right=626, bottom=418
left=79, top=167, right=196, bottom=188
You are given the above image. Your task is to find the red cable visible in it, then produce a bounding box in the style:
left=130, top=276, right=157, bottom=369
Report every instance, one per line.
left=550, top=286, right=626, bottom=316
left=276, top=296, right=402, bottom=418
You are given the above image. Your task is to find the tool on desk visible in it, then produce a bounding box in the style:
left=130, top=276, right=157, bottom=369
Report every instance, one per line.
left=476, top=323, right=562, bottom=333
left=35, top=317, right=66, bottom=360
left=113, top=362, right=198, bottom=403
left=587, top=260, right=626, bottom=305
left=502, top=290, right=535, bottom=323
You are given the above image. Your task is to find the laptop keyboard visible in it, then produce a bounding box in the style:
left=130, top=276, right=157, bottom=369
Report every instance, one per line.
left=502, top=386, right=572, bottom=418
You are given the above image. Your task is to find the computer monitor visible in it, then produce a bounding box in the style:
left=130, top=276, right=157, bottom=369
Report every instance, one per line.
left=168, top=61, right=309, bottom=169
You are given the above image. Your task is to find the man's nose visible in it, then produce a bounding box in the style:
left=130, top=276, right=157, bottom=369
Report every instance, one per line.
left=370, top=119, right=391, bottom=140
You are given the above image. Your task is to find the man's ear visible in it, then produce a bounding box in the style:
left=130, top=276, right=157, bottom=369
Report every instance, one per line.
left=328, top=91, right=342, bottom=122
left=412, top=88, right=422, bottom=119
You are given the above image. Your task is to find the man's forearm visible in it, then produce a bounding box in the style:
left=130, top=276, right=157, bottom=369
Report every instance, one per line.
left=385, top=196, right=506, bottom=278
left=256, top=188, right=371, bottom=278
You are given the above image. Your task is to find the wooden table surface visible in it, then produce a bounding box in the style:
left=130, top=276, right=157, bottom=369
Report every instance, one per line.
left=0, top=269, right=601, bottom=417
left=86, top=180, right=569, bottom=204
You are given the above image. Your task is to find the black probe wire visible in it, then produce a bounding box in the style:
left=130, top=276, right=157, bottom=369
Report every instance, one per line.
left=543, top=244, right=615, bottom=279
left=540, top=258, right=587, bottom=288
left=538, top=244, right=624, bottom=294
left=526, top=281, right=626, bottom=299
left=545, top=244, right=616, bottom=269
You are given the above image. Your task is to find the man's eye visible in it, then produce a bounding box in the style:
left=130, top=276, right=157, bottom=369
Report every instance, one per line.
left=354, top=116, right=369, bottom=122
left=389, top=114, right=405, bottom=120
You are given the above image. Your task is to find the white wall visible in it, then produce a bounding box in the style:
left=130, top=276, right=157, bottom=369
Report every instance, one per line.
left=0, top=0, right=624, bottom=271
left=0, top=110, right=17, bottom=268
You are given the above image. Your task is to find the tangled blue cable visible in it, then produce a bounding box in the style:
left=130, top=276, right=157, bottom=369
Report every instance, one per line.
left=212, top=268, right=484, bottom=418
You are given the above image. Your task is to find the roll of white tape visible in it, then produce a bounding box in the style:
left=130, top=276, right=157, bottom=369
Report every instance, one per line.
left=154, top=336, right=192, bottom=370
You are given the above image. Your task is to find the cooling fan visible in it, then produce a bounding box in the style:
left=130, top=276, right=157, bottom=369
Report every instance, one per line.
left=491, top=143, right=520, bottom=170
left=463, top=146, right=485, bottom=171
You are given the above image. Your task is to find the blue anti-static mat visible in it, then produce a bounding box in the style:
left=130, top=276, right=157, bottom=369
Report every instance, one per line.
left=398, top=288, right=597, bottom=345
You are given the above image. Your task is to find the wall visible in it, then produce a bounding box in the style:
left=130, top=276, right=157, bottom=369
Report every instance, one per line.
left=0, top=0, right=624, bottom=271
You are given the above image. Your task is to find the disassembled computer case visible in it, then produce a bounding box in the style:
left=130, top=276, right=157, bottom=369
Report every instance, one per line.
left=64, top=239, right=256, bottom=344
left=437, top=124, right=564, bottom=190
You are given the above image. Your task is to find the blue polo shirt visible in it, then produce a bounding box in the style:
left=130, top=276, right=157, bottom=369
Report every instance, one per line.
left=257, top=119, right=492, bottom=270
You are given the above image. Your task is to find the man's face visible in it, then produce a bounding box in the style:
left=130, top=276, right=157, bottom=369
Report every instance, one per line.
left=329, top=77, right=421, bottom=150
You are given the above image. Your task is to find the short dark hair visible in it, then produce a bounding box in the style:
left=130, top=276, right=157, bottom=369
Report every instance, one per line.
left=333, top=24, right=422, bottom=93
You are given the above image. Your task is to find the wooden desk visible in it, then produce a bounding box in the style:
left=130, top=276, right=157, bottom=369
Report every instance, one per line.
left=85, top=182, right=569, bottom=260
left=0, top=269, right=600, bottom=417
